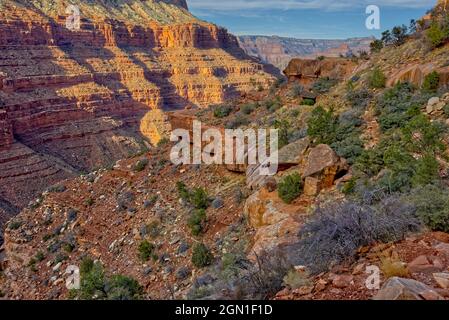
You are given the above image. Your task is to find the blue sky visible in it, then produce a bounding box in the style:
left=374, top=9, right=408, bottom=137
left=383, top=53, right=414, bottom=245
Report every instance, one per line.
left=187, top=0, right=438, bottom=39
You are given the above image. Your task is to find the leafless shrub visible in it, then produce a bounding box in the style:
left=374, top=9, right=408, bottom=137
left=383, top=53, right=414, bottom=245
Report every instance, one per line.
left=296, top=196, right=422, bottom=274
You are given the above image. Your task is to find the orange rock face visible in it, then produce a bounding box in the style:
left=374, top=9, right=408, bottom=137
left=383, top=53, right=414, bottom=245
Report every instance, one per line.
left=0, top=3, right=274, bottom=225
left=283, top=58, right=357, bottom=88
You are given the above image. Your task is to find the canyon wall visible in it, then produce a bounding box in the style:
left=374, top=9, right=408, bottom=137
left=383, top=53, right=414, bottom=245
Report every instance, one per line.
left=0, top=1, right=274, bottom=225
left=238, top=35, right=373, bottom=71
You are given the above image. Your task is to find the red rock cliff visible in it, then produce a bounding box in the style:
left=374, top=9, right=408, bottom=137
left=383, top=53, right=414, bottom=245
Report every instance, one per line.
left=0, top=1, right=275, bottom=223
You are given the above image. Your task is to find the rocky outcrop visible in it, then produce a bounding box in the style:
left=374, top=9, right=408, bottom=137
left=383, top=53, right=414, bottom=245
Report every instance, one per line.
left=387, top=63, right=449, bottom=89
left=238, top=36, right=372, bottom=71
left=244, top=188, right=307, bottom=259
left=0, top=1, right=274, bottom=224
left=284, top=58, right=357, bottom=88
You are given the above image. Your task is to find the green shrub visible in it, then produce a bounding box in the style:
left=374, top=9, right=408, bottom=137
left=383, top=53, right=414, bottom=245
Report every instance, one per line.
left=157, top=137, right=170, bottom=148
left=307, top=106, right=338, bottom=145
left=274, top=120, right=290, bottom=149
left=346, top=88, right=372, bottom=109
left=177, top=181, right=190, bottom=202
left=264, top=96, right=282, bottom=113
left=289, top=83, right=303, bottom=98
left=106, top=275, right=143, bottom=300
left=369, top=67, right=386, bottom=89
left=35, top=251, right=45, bottom=262
left=192, top=243, right=213, bottom=268
left=188, top=209, right=207, bottom=236
left=302, top=98, right=315, bottom=106
left=278, top=173, right=302, bottom=204
left=241, top=103, right=256, bottom=115
left=426, top=21, right=449, bottom=48
left=412, top=155, right=440, bottom=187
left=190, top=188, right=209, bottom=209
left=138, top=240, right=156, bottom=262
left=133, top=159, right=149, bottom=172
left=312, top=77, right=338, bottom=94
left=422, top=71, right=440, bottom=93
left=76, top=257, right=142, bottom=300
left=8, top=220, right=22, bottom=230
left=225, top=114, right=249, bottom=129
left=213, top=104, right=233, bottom=118
left=411, top=185, right=449, bottom=232
left=370, top=39, right=384, bottom=53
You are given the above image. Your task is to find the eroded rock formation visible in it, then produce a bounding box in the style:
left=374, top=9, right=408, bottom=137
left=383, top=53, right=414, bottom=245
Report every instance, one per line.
left=283, top=58, right=357, bottom=88
left=0, top=0, right=274, bottom=225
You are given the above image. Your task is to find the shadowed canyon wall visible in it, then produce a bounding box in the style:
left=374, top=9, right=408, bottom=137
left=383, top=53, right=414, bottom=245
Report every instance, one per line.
left=0, top=0, right=274, bottom=226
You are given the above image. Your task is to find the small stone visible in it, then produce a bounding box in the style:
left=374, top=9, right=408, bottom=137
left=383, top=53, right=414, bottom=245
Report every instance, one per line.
left=178, top=241, right=190, bottom=254
left=428, top=97, right=440, bottom=106
left=315, top=279, right=328, bottom=292
left=52, top=262, right=62, bottom=272
left=142, top=267, right=153, bottom=276
left=352, top=263, right=365, bottom=275
left=293, top=286, right=313, bottom=296
left=176, top=267, right=191, bottom=280
left=433, top=273, right=449, bottom=289
left=332, top=275, right=354, bottom=288
left=211, top=197, right=224, bottom=209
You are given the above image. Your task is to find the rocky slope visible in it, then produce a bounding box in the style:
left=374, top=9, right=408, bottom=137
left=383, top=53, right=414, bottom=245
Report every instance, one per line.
left=238, top=35, right=373, bottom=71
left=0, top=0, right=275, bottom=227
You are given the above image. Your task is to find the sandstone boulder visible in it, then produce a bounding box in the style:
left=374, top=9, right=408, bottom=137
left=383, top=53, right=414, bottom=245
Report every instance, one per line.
left=373, top=277, right=443, bottom=300
left=277, top=137, right=310, bottom=168
left=244, top=188, right=305, bottom=259
left=246, top=137, right=310, bottom=190
left=301, top=144, right=348, bottom=189
left=284, top=58, right=357, bottom=88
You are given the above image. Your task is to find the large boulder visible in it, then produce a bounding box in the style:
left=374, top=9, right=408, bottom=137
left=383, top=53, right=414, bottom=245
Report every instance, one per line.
left=246, top=137, right=310, bottom=190
left=277, top=137, right=310, bottom=168
left=373, top=277, right=443, bottom=300
left=283, top=58, right=357, bottom=88
left=300, top=144, right=348, bottom=189
left=244, top=188, right=306, bottom=259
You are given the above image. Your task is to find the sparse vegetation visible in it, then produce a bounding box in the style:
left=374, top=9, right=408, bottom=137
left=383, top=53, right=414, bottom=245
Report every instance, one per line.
left=426, top=20, right=449, bottom=48
left=302, top=98, right=315, bottom=106
left=289, top=83, right=303, bottom=98
left=8, top=220, right=22, bottom=230
left=295, top=197, right=421, bottom=274
left=133, top=158, right=149, bottom=172
left=283, top=269, right=311, bottom=290
left=380, top=256, right=410, bottom=279
left=138, top=240, right=156, bottom=262
left=410, top=184, right=449, bottom=233
left=192, top=243, right=213, bottom=268
left=370, top=39, right=383, bottom=53
left=312, top=77, right=338, bottom=94
left=73, top=257, right=142, bottom=300
left=422, top=71, right=440, bottom=93
left=369, top=67, right=386, bottom=89
left=213, top=104, right=233, bottom=118
left=188, top=209, right=207, bottom=236
left=278, top=173, right=302, bottom=204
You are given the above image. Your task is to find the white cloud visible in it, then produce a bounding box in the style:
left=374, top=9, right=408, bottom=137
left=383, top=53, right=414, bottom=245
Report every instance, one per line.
left=188, top=0, right=437, bottom=12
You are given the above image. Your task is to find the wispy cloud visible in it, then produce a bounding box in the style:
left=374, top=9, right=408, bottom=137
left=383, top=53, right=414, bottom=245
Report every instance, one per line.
left=188, top=0, right=437, bottom=12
